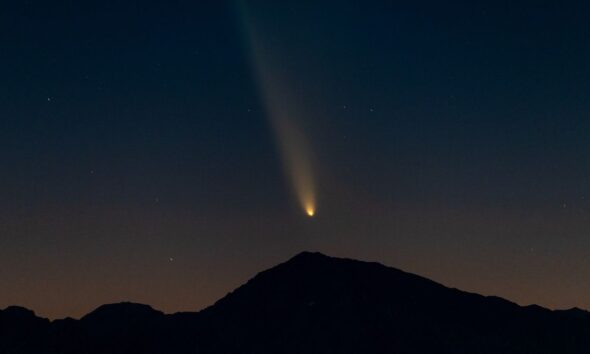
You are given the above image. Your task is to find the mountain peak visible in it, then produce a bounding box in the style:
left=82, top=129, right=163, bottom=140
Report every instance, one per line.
left=81, top=302, right=162, bottom=323
left=288, top=251, right=330, bottom=262
left=1, top=306, right=38, bottom=318
left=293, top=250, right=326, bottom=257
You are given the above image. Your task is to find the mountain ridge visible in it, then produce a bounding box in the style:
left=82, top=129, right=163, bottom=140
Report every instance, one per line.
left=2, top=251, right=590, bottom=354
left=3, top=252, right=587, bottom=321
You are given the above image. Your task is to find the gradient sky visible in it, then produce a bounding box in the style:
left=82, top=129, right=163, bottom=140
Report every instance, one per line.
left=2, top=0, right=590, bottom=319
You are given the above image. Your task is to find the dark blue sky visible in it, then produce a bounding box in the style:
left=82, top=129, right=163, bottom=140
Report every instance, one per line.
left=2, top=0, right=590, bottom=318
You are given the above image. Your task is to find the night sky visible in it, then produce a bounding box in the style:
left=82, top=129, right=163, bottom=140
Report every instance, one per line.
left=2, top=0, right=590, bottom=319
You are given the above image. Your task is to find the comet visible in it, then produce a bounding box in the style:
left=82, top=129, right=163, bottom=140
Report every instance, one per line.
left=237, top=3, right=317, bottom=217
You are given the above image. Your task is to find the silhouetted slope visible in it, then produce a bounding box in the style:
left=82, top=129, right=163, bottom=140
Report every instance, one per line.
left=0, top=307, right=49, bottom=354
left=1, top=252, right=590, bottom=354
left=197, top=252, right=590, bottom=354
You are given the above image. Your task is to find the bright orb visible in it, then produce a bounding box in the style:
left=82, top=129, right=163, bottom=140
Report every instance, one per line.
left=305, top=206, right=315, bottom=217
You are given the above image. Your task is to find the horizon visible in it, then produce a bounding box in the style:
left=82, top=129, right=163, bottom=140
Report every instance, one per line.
left=3, top=251, right=587, bottom=321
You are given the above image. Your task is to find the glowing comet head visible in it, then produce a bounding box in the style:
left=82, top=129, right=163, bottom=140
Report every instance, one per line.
left=305, top=206, right=315, bottom=217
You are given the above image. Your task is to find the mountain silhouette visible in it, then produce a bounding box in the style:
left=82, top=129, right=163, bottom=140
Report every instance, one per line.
left=2, top=251, right=590, bottom=353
